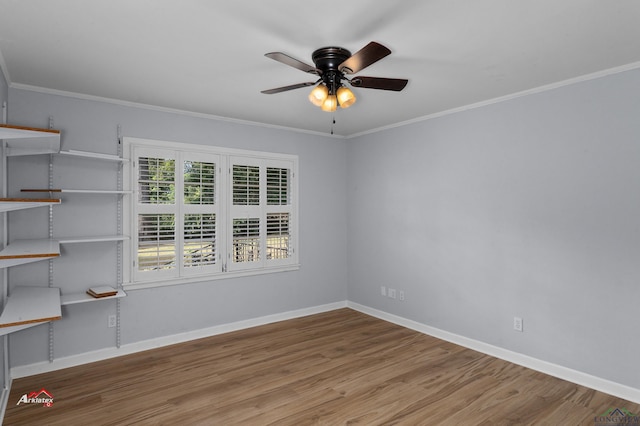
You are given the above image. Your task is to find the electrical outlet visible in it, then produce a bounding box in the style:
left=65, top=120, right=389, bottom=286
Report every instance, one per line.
left=399, top=290, right=405, bottom=301
left=513, top=317, right=523, bottom=332
left=388, top=288, right=397, bottom=299
left=380, top=286, right=387, bottom=296
left=108, top=314, right=117, bottom=328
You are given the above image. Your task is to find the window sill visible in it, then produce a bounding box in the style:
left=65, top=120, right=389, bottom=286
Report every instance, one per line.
left=123, top=264, right=301, bottom=291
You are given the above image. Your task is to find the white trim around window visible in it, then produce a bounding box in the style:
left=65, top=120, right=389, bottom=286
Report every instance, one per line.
left=122, top=137, right=299, bottom=289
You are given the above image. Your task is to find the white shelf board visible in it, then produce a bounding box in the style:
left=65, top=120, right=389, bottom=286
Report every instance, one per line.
left=0, top=198, right=61, bottom=212
left=1, top=125, right=61, bottom=156
left=58, top=235, right=129, bottom=244
left=61, top=289, right=126, bottom=305
left=21, top=189, right=132, bottom=195
left=0, top=239, right=61, bottom=268
left=0, top=124, right=59, bottom=139
left=0, top=287, right=61, bottom=332
left=58, top=150, right=129, bottom=162
left=0, top=322, right=44, bottom=336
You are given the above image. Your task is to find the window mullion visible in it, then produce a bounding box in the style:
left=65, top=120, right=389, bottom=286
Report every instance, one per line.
left=176, top=152, right=185, bottom=276
left=260, top=165, right=267, bottom=268
left=219, top=158, right=228, bottom=271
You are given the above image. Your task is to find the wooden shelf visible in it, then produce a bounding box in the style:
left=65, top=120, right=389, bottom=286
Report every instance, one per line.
left=21, top=189, right=132, bottom=195
left=0, top=287, right=61, bottom=334
left=61, top=289, right=126, bottom=306
left=0, top=237, right=127, bottom=268
left=0, top=124, right=61, bottom=156
left=0, top=239, right=60, bottom=268
left=0, top=124, right=59, bottom=137
left=0, top=198, right=61, bottom=212
left=0, top=323, right=44, bottom=335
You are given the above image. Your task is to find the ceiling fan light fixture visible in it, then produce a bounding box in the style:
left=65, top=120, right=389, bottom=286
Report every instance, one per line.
left=321, top=94, right=338, bottom=112
left=308, top=83, right=329, bottom=106
left=336, top=86, right=356, bottom=108
left=262, top=42, right=408, bottom=116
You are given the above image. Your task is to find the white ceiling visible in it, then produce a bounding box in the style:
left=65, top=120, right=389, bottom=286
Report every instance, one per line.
left=1, top=0, right=640, bottom=137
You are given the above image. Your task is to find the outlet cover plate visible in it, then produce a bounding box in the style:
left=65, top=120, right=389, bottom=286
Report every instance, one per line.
left=513, top=317, right=523, bottom=332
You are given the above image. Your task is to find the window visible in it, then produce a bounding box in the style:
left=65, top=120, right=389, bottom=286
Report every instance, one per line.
left=228, top=158, right=294, bottom=271
left=124, top=138, right=298, bottom=287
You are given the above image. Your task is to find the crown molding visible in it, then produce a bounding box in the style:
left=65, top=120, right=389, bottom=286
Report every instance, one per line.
left=346, top=61, right=640, bottom=139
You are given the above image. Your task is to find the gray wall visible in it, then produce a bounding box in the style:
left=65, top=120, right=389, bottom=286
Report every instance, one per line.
left=5, top=67, right=640, bottom=393
left=6, top=88, right=348, bottom=366
left=347, top=68, right=640, bottom=389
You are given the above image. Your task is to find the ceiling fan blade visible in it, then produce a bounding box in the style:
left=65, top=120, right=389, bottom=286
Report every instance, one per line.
left=261, top=82, right=316, bottom=94
left=264, top=52, right=320, bottom=75
left=350, top=76, right=408, bottom=91
left=339, top=42, right=391, bottom=74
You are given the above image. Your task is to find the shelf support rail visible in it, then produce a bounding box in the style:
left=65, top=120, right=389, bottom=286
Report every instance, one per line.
left=2, top=137, right=10, bottom=393
left=48, top=145, right=55, bottom=363
left=116, top=124, right=123, bottom=348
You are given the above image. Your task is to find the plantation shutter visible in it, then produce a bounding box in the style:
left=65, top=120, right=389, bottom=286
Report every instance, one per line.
left=134, top=148, right=221, bottom=281
left=134, top=147, right=178, bottom=281
left=228, top=157, right=294, bottom=271
left=181, top=154, right=221, bottom=276
left=125, top=136, right=298, bottom=287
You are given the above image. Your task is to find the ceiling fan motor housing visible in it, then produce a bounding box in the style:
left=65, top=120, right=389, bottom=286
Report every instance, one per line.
left=312, top=47, right=352, bottom=92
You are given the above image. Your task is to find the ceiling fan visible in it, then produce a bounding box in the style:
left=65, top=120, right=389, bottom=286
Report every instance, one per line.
left=261, top=41, right=408, bottom=112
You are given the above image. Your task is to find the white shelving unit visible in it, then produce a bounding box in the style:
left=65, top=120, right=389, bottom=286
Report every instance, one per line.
left=46, top=143, right=130, bottom=353
left=1, top=123, right=128, bottom=347
left=2, top=125, right=64, bottom=338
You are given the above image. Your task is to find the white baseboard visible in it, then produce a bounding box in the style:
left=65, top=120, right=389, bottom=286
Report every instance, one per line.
left=11, top=301, right=347, bottom=379
left=10, top=300, right=640, bottom=406
left=348, top=302, right=640, bottom=405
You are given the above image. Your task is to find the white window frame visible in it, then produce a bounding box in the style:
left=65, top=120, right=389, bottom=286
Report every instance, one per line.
left=228, top=156, right=295, bottom=272
left=122, top=137, right=299, bottom=289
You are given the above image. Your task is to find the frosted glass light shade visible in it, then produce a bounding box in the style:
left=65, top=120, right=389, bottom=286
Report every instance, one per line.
left=336, top=86, right=356, bottom=108
left=308, top=84, right=329, bottom=106
left=321, top=95, right=338, bottom=112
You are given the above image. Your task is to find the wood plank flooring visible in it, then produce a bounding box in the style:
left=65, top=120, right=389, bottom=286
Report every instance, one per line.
left=5, top=308, right=639, bottom=425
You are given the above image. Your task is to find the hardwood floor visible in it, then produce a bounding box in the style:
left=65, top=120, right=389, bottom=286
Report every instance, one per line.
left=5, top=308, right=639, bottom=425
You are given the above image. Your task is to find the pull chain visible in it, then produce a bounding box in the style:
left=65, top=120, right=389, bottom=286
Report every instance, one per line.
left=331, top=115, right=336, bottom=135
